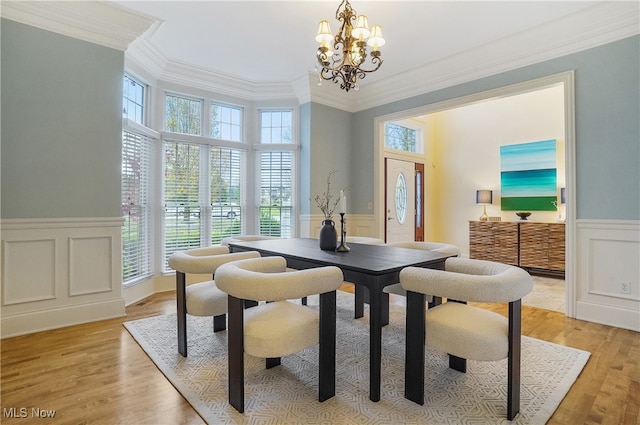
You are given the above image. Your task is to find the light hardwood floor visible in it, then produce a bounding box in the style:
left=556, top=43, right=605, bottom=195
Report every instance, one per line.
left=2, top=285, right=638, bottom=424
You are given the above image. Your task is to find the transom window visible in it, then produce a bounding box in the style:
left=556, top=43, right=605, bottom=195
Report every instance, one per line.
left=385, top=123, right=418, bottom=153
left=123, top=75, right=145, bottom=124
left=165, top=93, right=202, bottom=135
left=260, top=110, right=293, bottom=144
left=211, top=102, right=242, bottom=141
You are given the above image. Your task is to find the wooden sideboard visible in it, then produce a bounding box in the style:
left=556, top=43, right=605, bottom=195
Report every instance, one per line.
left=469, top=221, right=565, bottom=274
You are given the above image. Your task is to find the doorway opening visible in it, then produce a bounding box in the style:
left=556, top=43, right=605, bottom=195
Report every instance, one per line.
left=374, top=71, right=575, bottom=317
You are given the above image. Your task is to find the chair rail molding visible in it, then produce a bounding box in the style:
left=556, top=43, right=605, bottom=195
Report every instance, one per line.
left=575, top=219, right=639, bottom=332
left=1, top=217, right=125, bottom=338
left=299, top=214, right=378, bottom=241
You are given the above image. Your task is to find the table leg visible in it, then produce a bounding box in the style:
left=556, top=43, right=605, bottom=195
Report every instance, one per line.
left=381, top=291, right=389, bottom=327
left=369, top=287, right=383, bottom=402
left=405, top=290, right=426, bottom=404
left=176, top=272, right=187, bottom=357
left=354, top=284, right=364, bottom=319
left=228, top=295, right=245, bottom=413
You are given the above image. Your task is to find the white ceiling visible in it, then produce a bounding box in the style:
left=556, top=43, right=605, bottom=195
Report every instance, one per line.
left=6, top=0, right=634, bottom=109
left=113, top=0, right=604, bottom=87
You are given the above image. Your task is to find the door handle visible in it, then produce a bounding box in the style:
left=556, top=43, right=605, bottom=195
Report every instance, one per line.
left=387, top=216, right=395, bottom=221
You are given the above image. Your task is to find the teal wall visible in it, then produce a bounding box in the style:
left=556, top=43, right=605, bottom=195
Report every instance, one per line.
left=3, top=18, right=637, bottom=224
left=346, top=35, right=639, bottom=220
left=1, top=19, right=124, bottom=219
left=301, top=102, right=353, bottom=216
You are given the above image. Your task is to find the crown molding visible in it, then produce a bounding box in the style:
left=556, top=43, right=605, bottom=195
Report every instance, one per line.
left=0, top=1, right=156, bottom=51
left=293, top=73, right=359, bottom=111
left=126, top=39, right=296, bottom=101
left=6, top=1, right=637, bottom=111
left=352, top=1, right=640, bottom=111
left=160, top=61, right=296, bottom=101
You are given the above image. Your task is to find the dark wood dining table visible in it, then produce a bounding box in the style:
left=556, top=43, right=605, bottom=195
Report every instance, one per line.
left=228, top=237, right=452, bottom=402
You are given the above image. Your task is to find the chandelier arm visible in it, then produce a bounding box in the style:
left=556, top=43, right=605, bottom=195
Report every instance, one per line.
left=315, top=0, right=384, bottom=93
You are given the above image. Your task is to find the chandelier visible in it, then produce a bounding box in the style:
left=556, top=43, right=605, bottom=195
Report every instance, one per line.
left=315, top=0, right=385, bottom=92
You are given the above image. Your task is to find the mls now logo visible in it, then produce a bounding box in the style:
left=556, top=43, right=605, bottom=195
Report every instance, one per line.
left=3, top=407, right=56, bottom=418
left=3, top=408, right=27, bottom=418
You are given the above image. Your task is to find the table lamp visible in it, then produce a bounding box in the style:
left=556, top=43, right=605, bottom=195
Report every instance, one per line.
left=476, top=190, right=493, bottom=221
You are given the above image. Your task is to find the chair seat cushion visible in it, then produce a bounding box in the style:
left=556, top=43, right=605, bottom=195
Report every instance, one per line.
left=244, top=301, right=318, bottom=358
left=185, top=280, right=227, bottom=316
left=426, top=302, right=508, bottom=361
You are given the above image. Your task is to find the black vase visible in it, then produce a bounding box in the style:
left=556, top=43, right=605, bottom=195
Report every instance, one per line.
left=319, top=219, right=337, bottom=251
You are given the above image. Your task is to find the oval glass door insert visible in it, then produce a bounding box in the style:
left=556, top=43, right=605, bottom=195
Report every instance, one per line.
left=395, top=173, right=407, bottom=224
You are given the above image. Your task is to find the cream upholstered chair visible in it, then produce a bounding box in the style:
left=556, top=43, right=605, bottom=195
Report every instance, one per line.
left=345, top=236, right=385, bottom=245
left=220, top=234, right=280, bottom=246
left=168, top=246, right=260, bottom=357
left=383, top=241, right=460, bottom=301
left=215, top=256, right=344, bottom=413
left=400, top=257, right=533, bottom=420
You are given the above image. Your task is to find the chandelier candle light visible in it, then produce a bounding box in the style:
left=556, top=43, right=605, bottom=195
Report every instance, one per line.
left=337, top=190, right=350, bottom=252
left=315, top=0, right=385, bottom=92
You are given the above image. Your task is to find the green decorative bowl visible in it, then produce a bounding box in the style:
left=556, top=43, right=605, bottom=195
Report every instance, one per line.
left=516, top=212, right=532, bottom=220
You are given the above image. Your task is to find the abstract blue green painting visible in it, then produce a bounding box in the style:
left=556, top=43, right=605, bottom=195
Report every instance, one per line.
left=500, top=140, right=557, bottom=211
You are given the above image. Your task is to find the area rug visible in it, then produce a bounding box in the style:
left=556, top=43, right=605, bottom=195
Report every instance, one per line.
left=124, top=292, right=590, bottom=425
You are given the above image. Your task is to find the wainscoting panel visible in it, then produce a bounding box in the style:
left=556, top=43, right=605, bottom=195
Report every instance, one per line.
left=299, top=214, right=378, bottom=240
left=2, top=238, right=57, bottom=305
left=69, top=236, right=114, bottom=296
left=1, top=218, right=125, bottom=338
left=576, top=219, right=639, bottom=331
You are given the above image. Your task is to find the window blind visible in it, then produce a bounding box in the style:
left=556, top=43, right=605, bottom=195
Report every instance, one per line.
left=122, top=129, right=153, bottom=284
left=163, top=141, right=202, bottom=268
left=259, top=151, right=293, bottom=237
left=210, top=147, right=242, bottom=244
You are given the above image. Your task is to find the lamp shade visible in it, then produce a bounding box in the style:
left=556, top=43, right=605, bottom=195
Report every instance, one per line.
left=366, top=25, right=385, bottom=48
left=315, top=20, right=333, bottom=43
left=561, top=187, right=566, bottom=204
left=352, top=15, right=370, bottom=39
left=476, top=190, right=493, bottom=205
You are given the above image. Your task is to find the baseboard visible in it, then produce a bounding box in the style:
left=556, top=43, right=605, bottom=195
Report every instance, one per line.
left=1, top=298, right=125, bottom=338
left=123, top=273, right=204, bottom=307
left=575, top=219, right=639, bottom=331
left=576, top=301, right=640, bottom=332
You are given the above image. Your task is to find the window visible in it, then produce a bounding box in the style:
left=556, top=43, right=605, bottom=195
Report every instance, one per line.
left=211, top=103, right=242, bottom=141
left=165, top=94, right=202, bottom=135
left=163, top=141, right=202, bottom=268
left=259, top=151, right=293, bottom=237
left=258, top=109, right=295, bottom=238
left=210, top=147, right=242, bottom=243
left=122, top=128, right=153, bottom=284
left=385, top=123, right=418, bottom=152
left=127, top=90, right=297, bottom=276
left=162, top=141, right=244, bottom=270
left=260, top=110, right=293, bottom=144
left=123, top=75, right=145, bottom=124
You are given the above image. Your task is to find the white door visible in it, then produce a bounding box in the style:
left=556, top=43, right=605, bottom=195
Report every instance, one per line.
left=385, top=158, right=415, bottom=244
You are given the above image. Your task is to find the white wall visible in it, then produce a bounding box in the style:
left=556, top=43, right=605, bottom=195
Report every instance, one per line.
left=428, top=85, right=566, bottom=254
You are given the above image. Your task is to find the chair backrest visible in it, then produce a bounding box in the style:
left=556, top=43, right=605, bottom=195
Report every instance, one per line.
left=387, top=241, right=460, bottom=257
left=168, top=246, right=260, bottom=274
left=220, top=235, right=281, bottom=246
left=345, top=236, right=385, bottom=245
left=216, top=256, right=343, bottom=302
left=400, top=257, right=532, bottom=303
